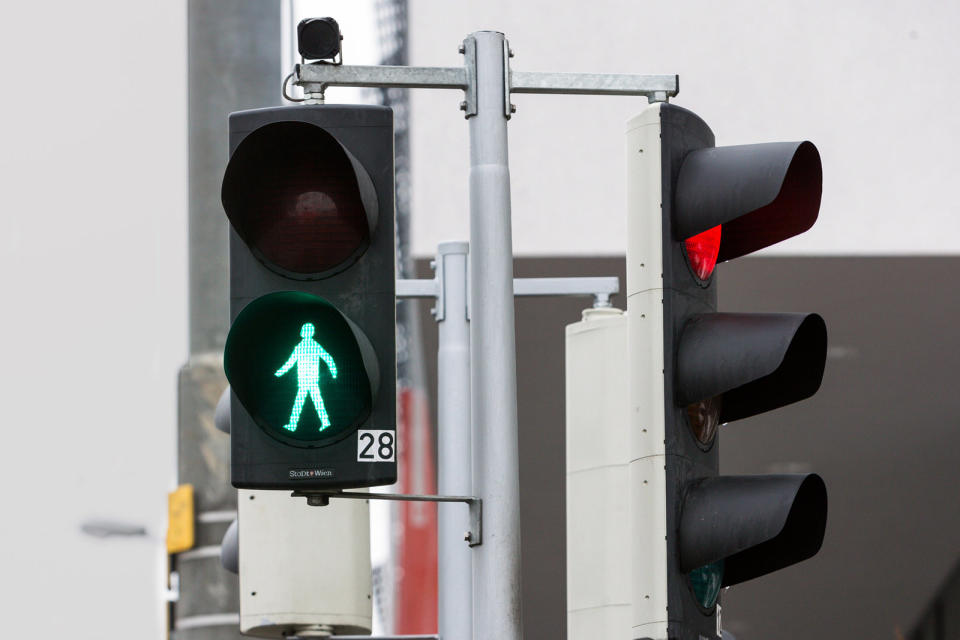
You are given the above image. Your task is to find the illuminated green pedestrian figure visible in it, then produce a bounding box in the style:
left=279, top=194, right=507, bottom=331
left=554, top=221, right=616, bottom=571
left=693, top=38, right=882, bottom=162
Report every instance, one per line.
left=274, top=322, right=339, bottom=431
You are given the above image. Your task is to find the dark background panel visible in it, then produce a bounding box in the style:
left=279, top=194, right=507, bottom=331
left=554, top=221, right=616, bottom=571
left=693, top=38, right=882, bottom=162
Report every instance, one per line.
left=416, top=255, right=960, bottom=640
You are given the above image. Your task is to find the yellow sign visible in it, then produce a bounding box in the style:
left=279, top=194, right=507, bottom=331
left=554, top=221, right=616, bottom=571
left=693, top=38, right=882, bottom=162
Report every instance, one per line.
left=166, top=484, right=195, bottom=554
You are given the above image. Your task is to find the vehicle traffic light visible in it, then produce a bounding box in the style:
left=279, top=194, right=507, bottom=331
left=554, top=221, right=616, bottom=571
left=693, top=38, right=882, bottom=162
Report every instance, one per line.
left=626, top=103, right=828, bottom=639
left=222, top=104, right=396, bottom=490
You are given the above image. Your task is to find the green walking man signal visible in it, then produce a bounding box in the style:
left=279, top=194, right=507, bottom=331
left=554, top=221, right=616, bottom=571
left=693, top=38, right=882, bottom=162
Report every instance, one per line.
left=275, top=322, right=339, bottom=432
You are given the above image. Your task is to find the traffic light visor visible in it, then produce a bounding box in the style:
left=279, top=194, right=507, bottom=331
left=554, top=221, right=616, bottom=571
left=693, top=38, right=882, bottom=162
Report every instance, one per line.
left=222, top=121, right=378, bottom=279
left=676, top=313, right=826, bottom=424
left=675, top=141, right=822, bottom=262
left=679, top=474, right=827, bottom=586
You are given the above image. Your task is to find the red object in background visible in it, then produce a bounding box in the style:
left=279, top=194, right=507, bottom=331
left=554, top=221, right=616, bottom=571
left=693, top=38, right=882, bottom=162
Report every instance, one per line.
left=394, top=387, right=438, bottom=633
left=684, top=224, right=722, bottom=280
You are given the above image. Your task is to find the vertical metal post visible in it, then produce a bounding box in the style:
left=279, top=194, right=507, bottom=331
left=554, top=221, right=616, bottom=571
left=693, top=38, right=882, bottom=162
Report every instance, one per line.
left=466, top=31, right=523, bottom=640
left=436, top=242, right=472, bottom=640
left=176, top=2, right=279, bottom=639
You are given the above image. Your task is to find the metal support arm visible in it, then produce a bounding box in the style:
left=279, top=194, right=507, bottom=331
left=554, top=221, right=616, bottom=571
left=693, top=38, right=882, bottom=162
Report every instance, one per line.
left=292, top=490, right=482, bottom=547
left=294, top=58, right=678, bottom=114
left=297, top=63, right=467, bottom=90
left=398, top=275, right=620, bottom=309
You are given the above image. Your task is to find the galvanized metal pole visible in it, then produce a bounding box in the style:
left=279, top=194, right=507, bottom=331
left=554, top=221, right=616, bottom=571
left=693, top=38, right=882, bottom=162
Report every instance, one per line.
left=435, top=241, right=473, bottom=640
left=176, top=2, right=279, bottom=639
left=466, top=31, right=523, bottom=640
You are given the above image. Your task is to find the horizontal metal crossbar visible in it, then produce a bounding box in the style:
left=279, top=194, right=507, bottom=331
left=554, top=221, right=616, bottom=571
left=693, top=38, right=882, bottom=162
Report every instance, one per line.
left=510, top=71, right=678, bottom=96
left=297, top=63, right=467, bottom=89
left=292, top=490, right=482, bottom=547
left=396, top=278, right=438, bottom=298
left=296, top=63, right=677, bottom=99
left=397, top=275, right=620, bottom=308
left=512, top=276, right=619, bottom=298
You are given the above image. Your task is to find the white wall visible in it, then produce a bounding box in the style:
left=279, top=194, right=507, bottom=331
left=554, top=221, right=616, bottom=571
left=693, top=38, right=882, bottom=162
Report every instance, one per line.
left=0, top=2, right=381, bottom=638
left=0, top=1, right=186, bottom=637
left=407, top=0, right=960, bottom=256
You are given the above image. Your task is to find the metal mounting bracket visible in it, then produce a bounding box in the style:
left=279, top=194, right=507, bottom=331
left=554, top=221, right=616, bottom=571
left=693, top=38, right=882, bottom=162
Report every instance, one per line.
left=503, top=39, right=514, bottom=118
left=461, top=36, right=478, bottom=117
left=432, top=254, right=446, bottom=320
left=292, top=490, right=483, bottom=547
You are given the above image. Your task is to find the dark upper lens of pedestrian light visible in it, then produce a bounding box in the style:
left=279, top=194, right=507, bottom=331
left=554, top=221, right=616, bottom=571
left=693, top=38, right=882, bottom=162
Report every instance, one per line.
left=221, top=121, right=377, bottom=279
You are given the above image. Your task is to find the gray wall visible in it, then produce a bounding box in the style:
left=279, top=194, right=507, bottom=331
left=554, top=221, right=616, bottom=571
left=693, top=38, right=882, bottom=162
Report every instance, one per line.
left=417, top=255, right=960, bottom=640
left=912, top=559, right=960, bottom=640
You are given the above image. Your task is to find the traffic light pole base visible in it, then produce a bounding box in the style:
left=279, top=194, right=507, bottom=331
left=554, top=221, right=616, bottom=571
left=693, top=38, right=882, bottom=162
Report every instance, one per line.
left=291, top=490, right=483, bottom=547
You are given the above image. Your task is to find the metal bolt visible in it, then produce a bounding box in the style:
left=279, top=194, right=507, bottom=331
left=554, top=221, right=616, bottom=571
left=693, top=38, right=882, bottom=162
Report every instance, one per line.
left=459, top=101, right=468, bottom=111
left=509, top=48, right=515, bottom=58
left=509, top=103, right=517, bottom=114
left=458, top=44, right=466, bottom=54
left=463, top=531, right=472, bottom=542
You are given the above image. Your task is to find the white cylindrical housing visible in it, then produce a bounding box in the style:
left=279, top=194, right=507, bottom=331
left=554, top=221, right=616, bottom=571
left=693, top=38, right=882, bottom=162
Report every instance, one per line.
left=566, top=307, right=630, bottom=639
left=239, top=489, right=372, bottom=637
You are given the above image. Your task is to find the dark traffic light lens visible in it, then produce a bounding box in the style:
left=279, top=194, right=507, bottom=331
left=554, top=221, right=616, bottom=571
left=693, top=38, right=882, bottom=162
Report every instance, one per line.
left=222, top=121, right=377, bottom=279
left=686, top=395, right=721, bottom=446
left=689, top=560, right=723, bottom=610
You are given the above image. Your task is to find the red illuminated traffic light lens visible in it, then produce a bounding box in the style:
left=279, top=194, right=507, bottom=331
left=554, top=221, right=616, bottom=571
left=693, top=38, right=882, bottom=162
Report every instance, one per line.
left=222, top=122, right=376, bottom=279
left=684, top=224, right=721, bottom=281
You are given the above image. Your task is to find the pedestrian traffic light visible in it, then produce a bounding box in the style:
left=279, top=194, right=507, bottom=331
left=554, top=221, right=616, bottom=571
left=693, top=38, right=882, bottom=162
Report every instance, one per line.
left=222, top=104, right=396, bottom=490
left=626, top=103, right=828, bottom=639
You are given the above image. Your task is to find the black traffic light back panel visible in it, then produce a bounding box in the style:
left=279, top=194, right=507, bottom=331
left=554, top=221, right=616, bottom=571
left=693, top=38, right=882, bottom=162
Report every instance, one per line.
left=659, top=103, right=723, bottom=638
left=226, top=105, right=396, bottom=490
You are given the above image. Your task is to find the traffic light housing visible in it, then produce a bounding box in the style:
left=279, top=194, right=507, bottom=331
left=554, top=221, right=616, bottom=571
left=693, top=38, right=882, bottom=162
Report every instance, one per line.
left=627, top=103, right=827, bottom=638
left=222, top=104, right=396, bottom=490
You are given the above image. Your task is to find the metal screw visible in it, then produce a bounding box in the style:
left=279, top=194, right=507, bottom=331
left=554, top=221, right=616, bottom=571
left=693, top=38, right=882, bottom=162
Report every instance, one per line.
left=458, top=44, right=465, bottom=54
left=459, top=101, right=468, bottom=111
left=464, top=531, right=472, bottom=542
left=509, top=103, right=517, bottom=114
left=508, top=48, right=515, bottom=58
